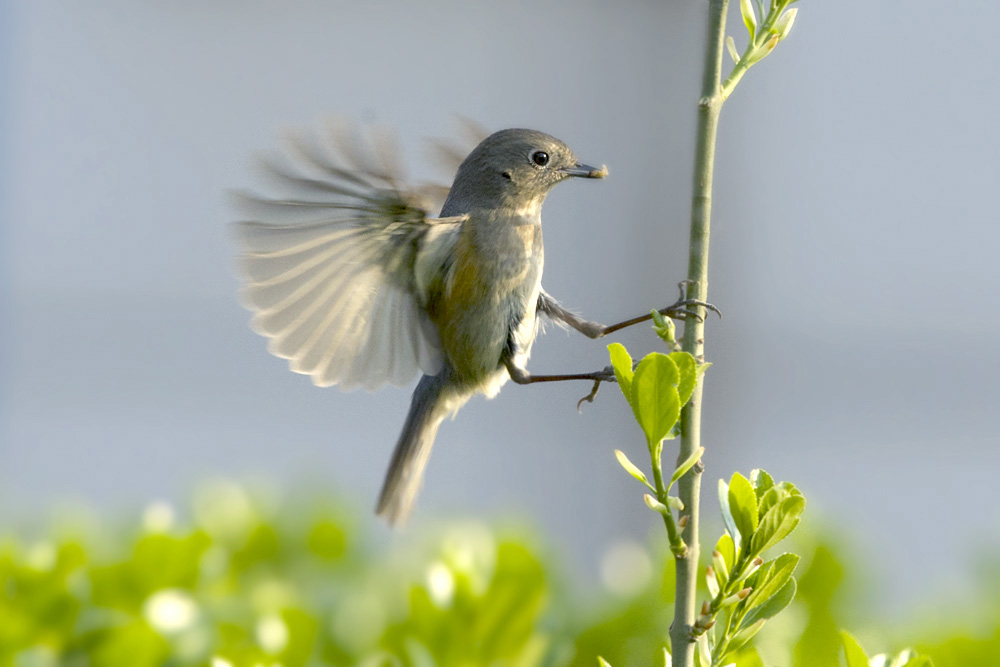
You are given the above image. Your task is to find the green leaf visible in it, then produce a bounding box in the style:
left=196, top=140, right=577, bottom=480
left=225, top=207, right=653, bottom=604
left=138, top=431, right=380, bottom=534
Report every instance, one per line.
left=750, top=469, right=774, bottom=503
left=888, top=649, right=919, bottom=667
left=406, top=638, right=437, bottom=667
left=306, top=519, right=347, bottom=560
left=696, top=633, right=711, bottom=667
left=841, top=631, right=869, bottom=667
left=715, top=533, right=736, bottom=573
left=773, top=7, right=797, bottom=41
left=632, top=353, right=681, bottom=446
left=726, top=35, right=740, bottom=64
left=279, top=608, right=319, bottom=666
left=740, top=0, right=757, bottom=41
left=728, top=473, right=759, bottom=548
left=718, top=479, right=741, bottom=547
left=743, top=576, right=796, bottom=627
left=615, top=450, right=654, bottom=491
left=750, top=496, right=806, bottom=556
left=608, top=343, right=635, bottom=411
left=668, top=447, right=705, bottom=491
left=744, top=553, right=799, bottom=614
left=90, top=619, right=170, bottom=665
left=668, top=351, right=698, bottom=407
left=757, top=487, right=782, bottom=519
left=757, top=481, right=801, bottom=520
left=728, top=618, right=765, bottom=652
left=645, top=494, right=671, bottom=514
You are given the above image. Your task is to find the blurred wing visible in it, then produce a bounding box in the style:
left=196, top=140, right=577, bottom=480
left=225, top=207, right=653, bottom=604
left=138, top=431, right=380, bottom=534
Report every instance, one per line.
left=233, top=119, right=465, bottom=390
left=425, top=116, right=491, bottom=198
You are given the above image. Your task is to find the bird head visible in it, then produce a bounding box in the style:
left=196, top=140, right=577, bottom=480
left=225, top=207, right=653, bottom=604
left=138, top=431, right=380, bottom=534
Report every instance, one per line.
left=441, top=128, right=606, bottom=217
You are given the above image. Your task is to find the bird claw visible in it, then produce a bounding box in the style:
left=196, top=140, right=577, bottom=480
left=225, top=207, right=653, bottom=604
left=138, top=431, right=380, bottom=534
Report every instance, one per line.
left=665, top=306, right=704, bottom=322
left=659, top=283, right=722, bottom=322
left=576, top=365, right=617, bottom=412
left=677, top=281, right=721, bottom=317
left=595, top=364, right=617, bottom=382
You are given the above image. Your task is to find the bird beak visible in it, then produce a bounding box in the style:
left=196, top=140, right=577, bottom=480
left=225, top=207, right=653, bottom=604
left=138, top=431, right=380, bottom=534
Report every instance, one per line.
left=560, top=162, right=609, bottom=179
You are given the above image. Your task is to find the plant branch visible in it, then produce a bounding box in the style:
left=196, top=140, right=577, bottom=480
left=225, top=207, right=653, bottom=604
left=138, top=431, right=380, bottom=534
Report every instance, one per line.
left=670, top=0, right=729, bottom=665
left=650, top=442, right=687, bottom=557
left=722, top=1, right=795, bottom=99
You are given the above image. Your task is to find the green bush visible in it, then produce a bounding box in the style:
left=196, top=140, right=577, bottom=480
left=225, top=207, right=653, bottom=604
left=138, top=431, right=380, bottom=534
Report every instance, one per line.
left=0, top=481, right=996, bottom=666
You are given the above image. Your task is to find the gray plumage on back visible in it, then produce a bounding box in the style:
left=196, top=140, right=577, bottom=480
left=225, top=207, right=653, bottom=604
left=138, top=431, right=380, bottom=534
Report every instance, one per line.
left=233, top=120, right=606, bottom=525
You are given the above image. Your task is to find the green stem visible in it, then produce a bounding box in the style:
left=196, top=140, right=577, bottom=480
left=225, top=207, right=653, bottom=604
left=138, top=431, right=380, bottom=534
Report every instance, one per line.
left=670, top=0, right=728, bottom=665
left=650, top=442, right=686, bottom=556
left=721, top=55, right=754, bottom=100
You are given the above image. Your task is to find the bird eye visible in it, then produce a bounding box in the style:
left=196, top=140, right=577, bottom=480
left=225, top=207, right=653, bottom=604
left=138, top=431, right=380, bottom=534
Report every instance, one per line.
left=531, top=151, right=549, bottom=167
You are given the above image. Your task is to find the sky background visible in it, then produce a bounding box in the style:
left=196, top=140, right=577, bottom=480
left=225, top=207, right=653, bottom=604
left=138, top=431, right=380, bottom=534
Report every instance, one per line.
left=4, top=0, right=999, bottom=621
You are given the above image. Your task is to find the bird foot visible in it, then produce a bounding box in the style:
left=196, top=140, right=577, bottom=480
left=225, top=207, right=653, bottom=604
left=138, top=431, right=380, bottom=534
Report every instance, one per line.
left=658, top=281, right=721, bottom=322
left=576, top=365, right=617, bottom=411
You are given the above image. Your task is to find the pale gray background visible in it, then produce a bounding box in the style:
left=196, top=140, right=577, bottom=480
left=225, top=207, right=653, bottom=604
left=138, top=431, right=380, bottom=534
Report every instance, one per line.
left=3, top=0, right=998, bottom=619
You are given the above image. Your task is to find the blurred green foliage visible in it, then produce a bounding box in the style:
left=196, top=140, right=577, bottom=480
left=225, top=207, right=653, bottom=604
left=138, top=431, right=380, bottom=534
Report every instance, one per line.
left=0, top=481, right=996, bottom=666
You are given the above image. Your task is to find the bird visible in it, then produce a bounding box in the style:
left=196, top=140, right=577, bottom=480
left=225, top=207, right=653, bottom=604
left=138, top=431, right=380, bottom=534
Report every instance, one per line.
left=232, top=120, right=697, bottom=526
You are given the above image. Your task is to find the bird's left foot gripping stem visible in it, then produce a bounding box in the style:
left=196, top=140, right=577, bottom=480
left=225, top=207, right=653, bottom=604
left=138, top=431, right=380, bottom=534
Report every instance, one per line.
left=504, top=359, right=617, bottom=411
left=599, top=282, right=721, bottom=336
left=537, top=281, right=720, bottom=340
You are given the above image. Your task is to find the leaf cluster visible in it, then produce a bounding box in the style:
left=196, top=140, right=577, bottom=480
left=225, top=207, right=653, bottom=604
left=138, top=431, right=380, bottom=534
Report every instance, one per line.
left=608, top=343, right=702, bottom=449
left=608, top=343, right=708, bottom=556
left=4, top=484, right=1000, bottom=666
left=0, top=486, right=561, bottom=667
left=694, top=470, right=806, bottom=666
left=841, top=631, right=932, bottom=667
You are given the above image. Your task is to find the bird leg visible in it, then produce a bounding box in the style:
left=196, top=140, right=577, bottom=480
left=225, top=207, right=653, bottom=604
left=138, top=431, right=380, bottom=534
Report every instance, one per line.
left=505, top=359, right=616, bottom=386
left=509, top=283, right=719, bottom=408
left=528, top=282, right=719, bottom=408
left=537, top=281, right=720, bottom=339
left=504, top=359, right=616, bottom=411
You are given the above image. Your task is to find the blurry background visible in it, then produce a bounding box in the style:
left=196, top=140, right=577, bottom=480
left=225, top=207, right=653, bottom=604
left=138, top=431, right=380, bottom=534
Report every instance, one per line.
left=3, top=0, right=998, bottom=621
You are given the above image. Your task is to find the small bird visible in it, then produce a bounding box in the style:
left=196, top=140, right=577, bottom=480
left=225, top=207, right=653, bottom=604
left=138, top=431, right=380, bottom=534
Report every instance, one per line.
left=234, top=120, right=694, bottom=525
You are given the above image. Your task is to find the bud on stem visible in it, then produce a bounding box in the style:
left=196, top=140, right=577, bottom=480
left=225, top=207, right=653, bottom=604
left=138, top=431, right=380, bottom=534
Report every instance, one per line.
left=773, top=8, right=797, bottom=41
left=721, top=587, right=752, bottom=607
left=712, top=549, right=729, bottom=583
left=705, top=567, right=719, bottom=598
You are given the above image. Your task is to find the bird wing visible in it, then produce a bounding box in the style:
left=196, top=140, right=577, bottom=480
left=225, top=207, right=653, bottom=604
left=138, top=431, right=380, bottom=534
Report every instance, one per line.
left=232, top=119, right=465, bottom=390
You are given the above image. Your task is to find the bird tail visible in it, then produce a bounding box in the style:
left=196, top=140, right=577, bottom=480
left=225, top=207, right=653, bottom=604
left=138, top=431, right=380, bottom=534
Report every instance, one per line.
left=376, top=373, right=464, bottom=527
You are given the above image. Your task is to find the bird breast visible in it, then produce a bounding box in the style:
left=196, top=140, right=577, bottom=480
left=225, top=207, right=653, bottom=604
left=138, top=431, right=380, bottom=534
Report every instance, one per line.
left=436, top=216, right=544, bottom=392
